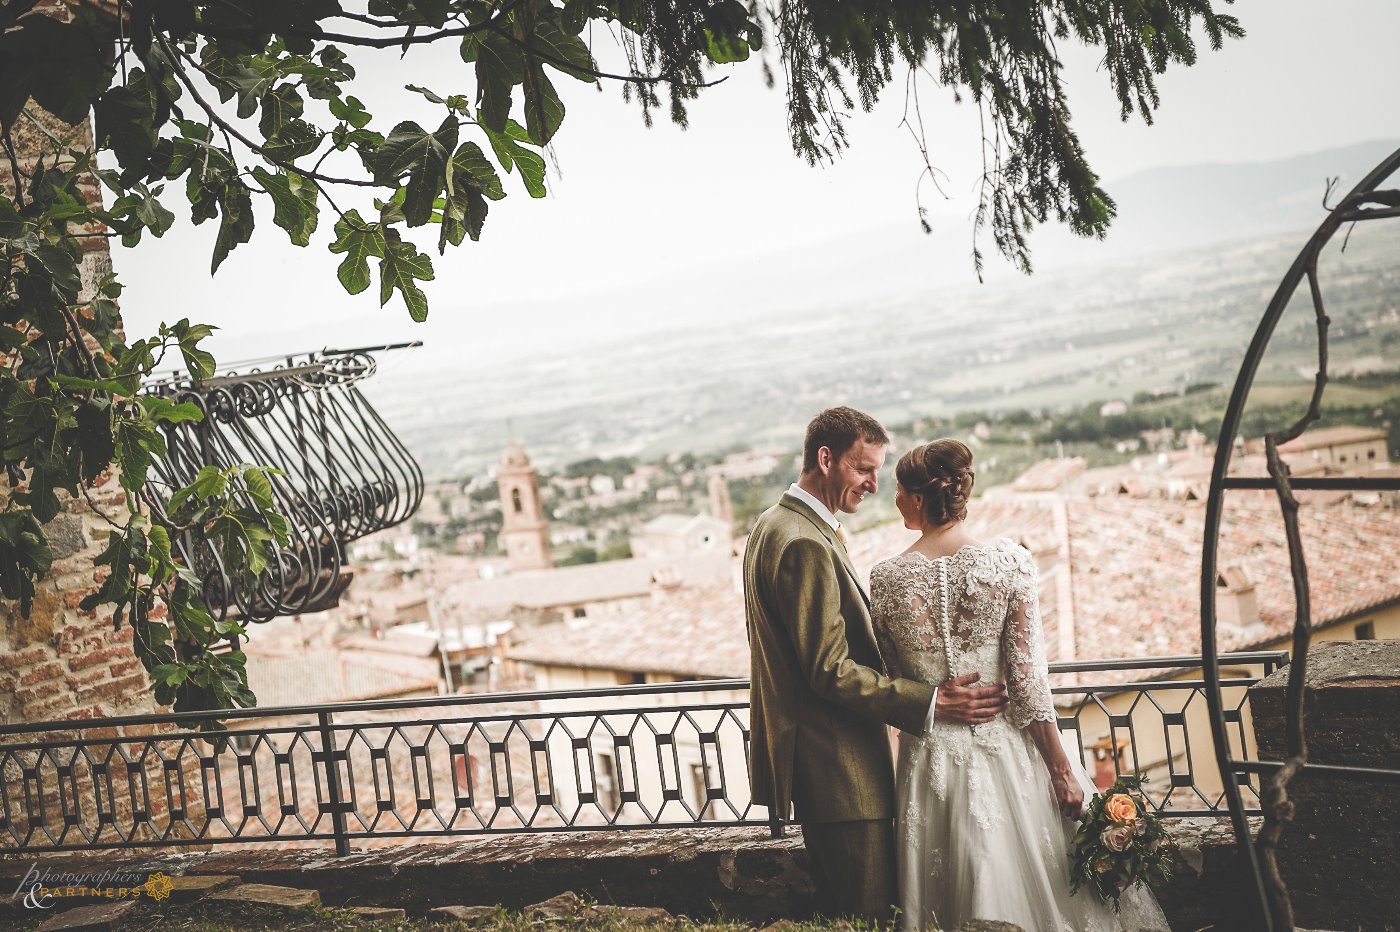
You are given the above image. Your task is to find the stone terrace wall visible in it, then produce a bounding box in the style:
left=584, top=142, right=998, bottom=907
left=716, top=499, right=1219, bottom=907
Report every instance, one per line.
left=0, top=819, right=1249, bottom=926
left=1250, top=639, right=1400, bottom=932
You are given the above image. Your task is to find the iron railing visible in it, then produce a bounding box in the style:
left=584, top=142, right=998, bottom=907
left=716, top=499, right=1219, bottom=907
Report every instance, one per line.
left=0, top=651, right=1286, bottom=855
left=1050, top=651, right=1287, bottom=816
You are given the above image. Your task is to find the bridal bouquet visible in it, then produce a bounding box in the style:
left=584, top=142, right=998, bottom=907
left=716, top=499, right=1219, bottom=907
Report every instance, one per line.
left=1069, top=774, right=1172, bottom=909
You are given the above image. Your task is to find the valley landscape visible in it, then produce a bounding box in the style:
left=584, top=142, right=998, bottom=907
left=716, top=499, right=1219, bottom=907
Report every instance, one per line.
left=365, top=143, right=1400, bottom=482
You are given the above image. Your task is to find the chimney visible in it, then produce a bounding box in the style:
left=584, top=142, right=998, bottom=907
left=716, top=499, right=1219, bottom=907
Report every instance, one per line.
left=708, top=472, right=734, bottom=529
left=652, top=566, right=683, bottom=591
left=1215, top=565, right=1260, bottom=630
left=1051, top=500, right=1077, bottom=684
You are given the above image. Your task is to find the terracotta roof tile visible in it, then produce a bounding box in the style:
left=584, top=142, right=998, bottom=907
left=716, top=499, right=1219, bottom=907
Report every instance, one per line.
left=1010, top=457, right=1087, bottom=492
left=445, top=552, right=730, bottom=611
left=507, top=583, right=749, bottom=678
left=1277, top=425, right=1388, bottom=453
left=508, top=496, right=1400, bottom=681
left=246, top=653, right=439, bottom=709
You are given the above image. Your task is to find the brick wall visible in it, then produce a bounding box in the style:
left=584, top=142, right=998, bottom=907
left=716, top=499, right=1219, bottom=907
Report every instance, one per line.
left=0, top=0, right=207, bottom=850
left=0, top=0, right=161, bottom=730
left=0, top=478, right=150, bottom=724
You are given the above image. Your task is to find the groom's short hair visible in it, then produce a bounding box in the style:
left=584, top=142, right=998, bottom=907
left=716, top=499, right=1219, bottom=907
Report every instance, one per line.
left=803, top=407, right=891, bottom=473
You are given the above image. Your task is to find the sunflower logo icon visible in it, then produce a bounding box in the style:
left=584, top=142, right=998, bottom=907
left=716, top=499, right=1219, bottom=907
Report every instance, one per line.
left=143, top=872, right=174, bottom=902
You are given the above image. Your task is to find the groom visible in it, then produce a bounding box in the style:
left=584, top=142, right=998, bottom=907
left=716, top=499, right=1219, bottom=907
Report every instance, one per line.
left=743, top=406, right=1008, bottom=922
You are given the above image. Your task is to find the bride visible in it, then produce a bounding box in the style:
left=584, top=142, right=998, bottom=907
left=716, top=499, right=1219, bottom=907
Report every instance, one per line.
left=870, top=439, right=1167, bottom=932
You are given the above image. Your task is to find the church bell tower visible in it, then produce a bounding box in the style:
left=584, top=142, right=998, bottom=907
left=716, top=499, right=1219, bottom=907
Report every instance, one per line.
left=498, top=438, right=553, bottom=572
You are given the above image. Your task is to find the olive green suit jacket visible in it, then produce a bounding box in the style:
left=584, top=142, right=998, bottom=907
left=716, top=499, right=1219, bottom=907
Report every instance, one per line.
left=744, top=493, right=934, bottom=824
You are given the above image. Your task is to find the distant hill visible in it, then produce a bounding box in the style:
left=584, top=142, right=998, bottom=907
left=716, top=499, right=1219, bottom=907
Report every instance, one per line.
left=644, top=138, right=1400, bottom=313
left=1025, top=138, right=1400, bottom=267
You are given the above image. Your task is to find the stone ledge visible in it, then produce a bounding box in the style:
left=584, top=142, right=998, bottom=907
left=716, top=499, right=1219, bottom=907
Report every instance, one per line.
left=1, top=828, right=808, bottom=923
left=348, top=905, right=408, bottom=920
left=429, top=904, right=500, bottom=923
left=34, top=901, right=134, bottom=932
left=1250, top=640, right=1400, bottom=932
left=0, top=821, right=1253, bottom=927
left=1154, top=816, right=1260, bottom=931
left=167, top=874, right=239, bottom=902
left=206, top=882, right=321, bottom=911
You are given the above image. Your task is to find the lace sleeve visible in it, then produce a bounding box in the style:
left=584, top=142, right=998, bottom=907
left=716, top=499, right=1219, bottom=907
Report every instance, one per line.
left=1002, top=546, right=1055, bottom=728
left=868, top=562, right=902, bottom=679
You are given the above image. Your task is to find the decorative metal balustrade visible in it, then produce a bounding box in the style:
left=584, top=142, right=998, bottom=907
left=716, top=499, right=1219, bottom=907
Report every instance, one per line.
left=1051, top=652, right=1286, bottom=816
left=0, top=651, right=1286, bottom=855
left=142, top=344, right=424, bottom=622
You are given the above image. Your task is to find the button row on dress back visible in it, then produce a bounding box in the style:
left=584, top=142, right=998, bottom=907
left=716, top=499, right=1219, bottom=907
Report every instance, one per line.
left=936, top=557, right=956, bottom=678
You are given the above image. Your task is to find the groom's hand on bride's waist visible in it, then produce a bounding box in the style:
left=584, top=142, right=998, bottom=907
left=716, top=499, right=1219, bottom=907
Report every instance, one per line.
left=932, top=673, right=1009, bottom=726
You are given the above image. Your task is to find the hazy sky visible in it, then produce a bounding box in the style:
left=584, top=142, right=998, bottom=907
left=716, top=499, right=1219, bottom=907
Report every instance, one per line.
left=111, top=0, right=1400, bottom=370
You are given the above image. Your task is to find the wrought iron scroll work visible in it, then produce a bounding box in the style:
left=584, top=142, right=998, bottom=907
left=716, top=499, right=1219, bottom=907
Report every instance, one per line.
left=1200, top=149, right=1400, bottom=931
left=141, top=345, right=424, bottom=623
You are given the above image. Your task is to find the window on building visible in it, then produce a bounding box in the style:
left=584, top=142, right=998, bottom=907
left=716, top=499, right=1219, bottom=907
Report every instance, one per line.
left=596, top=753, right=620, bottom=811
left=1369, top=449, right=1378, bottom=461
left=572, top=607, right=587, bottom=619
left=1355, top=621, right=1376, bottom=640
left=511, top=488, right=523, bottom=513
left=615, top=671, right=647, bottom=685
left=1339, top=454, right=1347, bottom=464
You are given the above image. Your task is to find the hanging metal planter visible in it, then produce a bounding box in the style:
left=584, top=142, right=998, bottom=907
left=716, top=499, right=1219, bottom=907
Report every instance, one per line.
left=142, top=344, right=424, bottom=622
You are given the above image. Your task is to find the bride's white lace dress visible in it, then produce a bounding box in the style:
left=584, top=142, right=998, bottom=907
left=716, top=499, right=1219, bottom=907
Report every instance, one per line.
left=870, top=539, right=1167, bottom=932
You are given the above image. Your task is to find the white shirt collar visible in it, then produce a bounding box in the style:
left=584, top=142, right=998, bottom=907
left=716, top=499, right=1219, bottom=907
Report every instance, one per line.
left=786, top=482, right=842, bottom=533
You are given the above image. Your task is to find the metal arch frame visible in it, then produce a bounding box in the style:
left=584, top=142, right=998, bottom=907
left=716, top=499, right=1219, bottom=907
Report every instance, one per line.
left=1200, top=147, right=1400, bottom=930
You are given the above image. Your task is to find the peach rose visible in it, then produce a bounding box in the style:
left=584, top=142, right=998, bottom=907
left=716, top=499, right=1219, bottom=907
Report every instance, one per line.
left=1103, top=823, right=1135, bottom=853
left=1103, top=793, right=1138, bottom=823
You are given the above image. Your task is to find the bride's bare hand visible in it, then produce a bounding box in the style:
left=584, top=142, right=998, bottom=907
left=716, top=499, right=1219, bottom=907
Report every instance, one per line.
left=1050, top=771, right=1084, bottom=820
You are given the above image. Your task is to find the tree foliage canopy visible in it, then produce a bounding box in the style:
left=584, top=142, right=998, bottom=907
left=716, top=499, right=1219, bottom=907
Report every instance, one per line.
left=0, top=0, right=1242, bottom=718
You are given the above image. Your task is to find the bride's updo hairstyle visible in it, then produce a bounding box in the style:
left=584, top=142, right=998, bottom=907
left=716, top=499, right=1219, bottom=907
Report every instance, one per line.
left=896, top=439, right=975, bottom=527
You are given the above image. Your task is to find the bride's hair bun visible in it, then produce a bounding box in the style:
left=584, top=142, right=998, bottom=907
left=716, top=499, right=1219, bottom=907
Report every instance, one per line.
left=895, top=439, right=974, bottom=527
